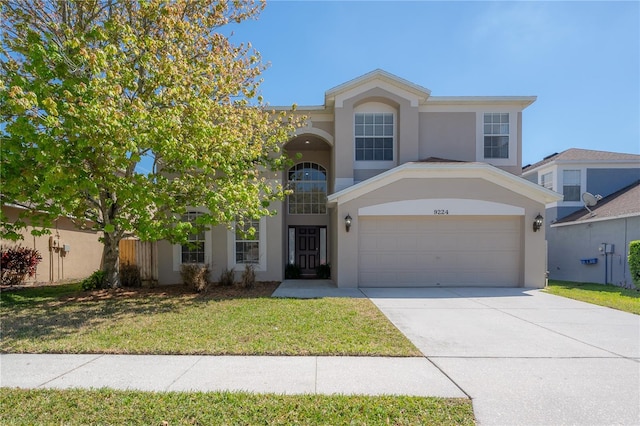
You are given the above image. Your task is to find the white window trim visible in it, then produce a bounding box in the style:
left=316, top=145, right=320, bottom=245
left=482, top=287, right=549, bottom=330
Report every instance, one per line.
left=560, top=167, right=585, bottom=205
left=475, top=110, right=518, bottom=166
left=172, top=207, right=212, bottom=272
left=227, top=216, right=267, bottom=272
left=354, top=102, right=397, bottom=170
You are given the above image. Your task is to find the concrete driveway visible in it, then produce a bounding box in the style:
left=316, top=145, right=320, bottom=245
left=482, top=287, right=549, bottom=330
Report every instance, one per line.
left=361, top=287, right=640, bottom=426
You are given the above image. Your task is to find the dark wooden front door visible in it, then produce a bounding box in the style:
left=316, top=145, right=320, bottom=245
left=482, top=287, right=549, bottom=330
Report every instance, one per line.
left=297, top=227, right=319, bottom=277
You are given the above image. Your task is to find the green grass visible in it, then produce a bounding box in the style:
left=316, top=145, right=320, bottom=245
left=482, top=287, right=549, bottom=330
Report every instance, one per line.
left=1, top=283, right=421, bottom=356
left=545, top=280, right=640, bottom=314
left=0, top=388, right=474, bottom=425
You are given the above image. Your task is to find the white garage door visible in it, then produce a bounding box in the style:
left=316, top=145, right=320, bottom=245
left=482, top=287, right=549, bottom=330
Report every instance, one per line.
left=359, top=216, right=521, bottom=287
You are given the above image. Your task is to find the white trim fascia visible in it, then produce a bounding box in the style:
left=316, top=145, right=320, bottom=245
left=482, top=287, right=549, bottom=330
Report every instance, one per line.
left=327, top=162, right=563, bottom=206
left=421, top=96, right=536, bottom=112
left=334, top=80, right=423, bottom=108
left=551, top=212, right=640, bottom=228
left=325, top=69, right=431, bottom=106
left=359, top=199, right=525, bottom=216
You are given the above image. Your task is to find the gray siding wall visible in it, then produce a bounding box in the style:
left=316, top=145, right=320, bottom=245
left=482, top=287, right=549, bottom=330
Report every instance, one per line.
left=354, top=169, right=387, bottom=183
left=548, top=216, right=639, bottom=287
left=587, top=168, right=640, bottom=197
left=522, top=172, right=538, bottom=184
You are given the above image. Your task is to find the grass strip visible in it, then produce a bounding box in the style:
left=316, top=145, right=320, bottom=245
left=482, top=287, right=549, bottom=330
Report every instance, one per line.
left=1, top=284, right=421, bottom=356
left=0, top=388, right=474, bottom=426
left=545, top=280, right=639, bottom=314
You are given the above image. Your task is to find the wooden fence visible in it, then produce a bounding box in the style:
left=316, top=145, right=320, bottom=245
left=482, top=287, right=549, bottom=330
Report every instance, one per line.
left=119, top=239, right=158, bottom=285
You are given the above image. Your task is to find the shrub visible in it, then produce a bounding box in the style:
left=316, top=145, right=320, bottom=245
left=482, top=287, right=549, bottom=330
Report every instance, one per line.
left=316, top=263, right=331, bottom=279
left=81, top=270, right=107, bottom=291
left=180, top=264, right=210, bottom=293
left=120, top=263, right=142, bottom=288
left=240, top=264, right=256, bottom=289
left=1, top=246, right=43, bottom=286
left=629, top=240, right=640, bottom=289
left=284, top=263, right=301, bottom=279
left=218, top=268, right=235, bottom=287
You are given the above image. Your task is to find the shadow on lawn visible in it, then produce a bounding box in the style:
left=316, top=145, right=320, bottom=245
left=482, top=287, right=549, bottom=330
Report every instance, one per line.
left=0, top=282, right=280, bottom=351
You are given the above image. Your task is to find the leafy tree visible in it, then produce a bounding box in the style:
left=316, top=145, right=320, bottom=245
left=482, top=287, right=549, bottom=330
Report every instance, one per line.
left=1, top=0, right=300, bottom=287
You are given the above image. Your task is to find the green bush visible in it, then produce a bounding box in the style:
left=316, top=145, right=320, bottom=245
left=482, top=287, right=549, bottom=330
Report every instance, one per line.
left=180, top=264, right=210, bottom=293
left=240, top=264, right=256, bottom=289
left=284, top=263, right=301, bottom=279
left=120, top=263, right=142, bottom=288
left=1, top=246, right=42, bottom=286
left=81, top=270, right=107, bottom=291
left=218, top=268, right=235, bottom=287
left=629, top=240, right=640, bottom=289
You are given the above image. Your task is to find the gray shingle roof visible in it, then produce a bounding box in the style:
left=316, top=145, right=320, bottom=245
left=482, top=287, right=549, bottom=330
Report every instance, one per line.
left=553, top=181, right=640, bottom=225
left=523, top=148, right=640, bottom=172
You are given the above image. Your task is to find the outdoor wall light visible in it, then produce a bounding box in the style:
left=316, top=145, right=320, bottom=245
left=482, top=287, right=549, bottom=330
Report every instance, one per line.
left=533, top=213, right=544, bottom=232
left=345, top=214, right=352, bottom=232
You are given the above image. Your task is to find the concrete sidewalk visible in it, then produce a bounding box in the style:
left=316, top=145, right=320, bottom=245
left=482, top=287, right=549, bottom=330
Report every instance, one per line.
left=0, top=353, right=466, bottom=397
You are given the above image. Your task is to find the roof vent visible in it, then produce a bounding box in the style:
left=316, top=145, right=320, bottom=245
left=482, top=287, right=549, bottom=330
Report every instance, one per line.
left=543, top=152, right=559, bottom=160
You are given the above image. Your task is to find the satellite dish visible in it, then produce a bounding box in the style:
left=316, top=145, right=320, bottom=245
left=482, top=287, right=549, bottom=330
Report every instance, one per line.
left=581, top=192, right=602, bottom=216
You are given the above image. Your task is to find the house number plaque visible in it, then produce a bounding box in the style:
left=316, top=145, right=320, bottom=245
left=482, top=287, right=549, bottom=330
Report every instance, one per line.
left=433, top=209, right=449, bottom=215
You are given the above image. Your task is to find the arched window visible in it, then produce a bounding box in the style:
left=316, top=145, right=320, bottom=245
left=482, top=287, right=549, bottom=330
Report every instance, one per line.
left=288, top=162, right=327, bottom=215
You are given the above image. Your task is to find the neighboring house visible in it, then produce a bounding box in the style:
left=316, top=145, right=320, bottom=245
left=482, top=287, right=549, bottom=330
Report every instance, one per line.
left=548, top=182, right=640, bottom=287
left=157, top=69, right=561, bottom=288
left=522, top=148, right=640, bottom=286
left=522, top=148, right=640, bottom=223
left=1, top=204, right=103, bottom=284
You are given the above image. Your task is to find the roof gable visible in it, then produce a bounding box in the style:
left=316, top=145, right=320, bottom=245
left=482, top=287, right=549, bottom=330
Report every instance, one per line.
left=327, top=162, right=562, bottom=206
left=325, top=69, right=431, bottom=108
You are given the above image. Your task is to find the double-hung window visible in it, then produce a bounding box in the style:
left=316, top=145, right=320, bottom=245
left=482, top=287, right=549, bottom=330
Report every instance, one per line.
left=181, top=212, right=205, bottom=264
left=235, top=218, right=260, bottom=265
left=483, top=113, right=509, bottom=159
left=355, top=113, right=394, bottom=161
left=563, top=170, right=581, bottom=201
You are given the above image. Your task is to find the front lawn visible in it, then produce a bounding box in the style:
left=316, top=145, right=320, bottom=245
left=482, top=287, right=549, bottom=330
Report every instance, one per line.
left=545, top=280, right=640, bottom=314
left=0, top=388, right=475, bottom=425
left=0, top=283, right=421, bottom=356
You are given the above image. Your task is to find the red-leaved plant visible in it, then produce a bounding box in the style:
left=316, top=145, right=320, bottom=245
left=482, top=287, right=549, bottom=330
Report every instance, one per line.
left=1, top=246, right=43, bottom=286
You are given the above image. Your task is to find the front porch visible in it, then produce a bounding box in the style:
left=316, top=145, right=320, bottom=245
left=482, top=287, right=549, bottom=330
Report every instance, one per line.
left=272, top=280, right=365, bottom=299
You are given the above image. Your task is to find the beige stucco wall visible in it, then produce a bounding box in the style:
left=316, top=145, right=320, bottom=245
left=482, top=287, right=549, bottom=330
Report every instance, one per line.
left=332, top=177, right=548, bottom=289
left=333, top=87, right=420, bottom=185
left=419, top=112, right=476, bottom=161
left=1, top=206, right=103, bottom=283
left=157, top=204, right=284, bottom=285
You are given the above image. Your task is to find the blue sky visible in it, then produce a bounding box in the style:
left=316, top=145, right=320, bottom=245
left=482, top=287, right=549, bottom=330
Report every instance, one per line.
left=226, top=0, right=639, bottom=166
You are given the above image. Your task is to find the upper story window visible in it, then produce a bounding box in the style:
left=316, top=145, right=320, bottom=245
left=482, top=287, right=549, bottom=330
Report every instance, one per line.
left=540, top=172, right=553, bottom=190
left=355, top=113, right=394, bottom=161
left=181, top=211, right=205, bottom=264
left=288, top=162, right=327, bottom=215
left=483, top=113, right=509, bottom=159
left=563, top=170, right=581, bottom=201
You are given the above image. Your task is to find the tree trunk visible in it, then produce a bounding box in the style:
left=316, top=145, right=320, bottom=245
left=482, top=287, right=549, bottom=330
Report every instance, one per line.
left=102, top=232, right=121, bottom=288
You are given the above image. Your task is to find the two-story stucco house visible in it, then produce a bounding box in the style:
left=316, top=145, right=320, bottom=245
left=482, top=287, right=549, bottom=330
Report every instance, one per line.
left=157, top=69, right=561, bottom=288
left=522, top=149, right=640, bottom=286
